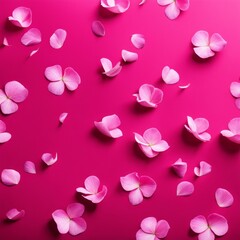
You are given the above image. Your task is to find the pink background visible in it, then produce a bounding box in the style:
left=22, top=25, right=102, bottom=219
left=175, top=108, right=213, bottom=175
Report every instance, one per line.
left=1, top=0, right=240, bottom=239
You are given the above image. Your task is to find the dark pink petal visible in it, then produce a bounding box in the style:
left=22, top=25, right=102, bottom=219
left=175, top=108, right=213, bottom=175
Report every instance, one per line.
left=171, top=158, right=187, bottom=178
left=84, top=175, right=100, bottom=193
left=50, top=29, right=67, bottom=49
left=41, top=153, right=58, bottom=166
left=92, top=21, right=105, bottom=37
left=136, top=230, right=155, bottom=240
left=120, top=172, right=140, bottom=191
left=139, top=175, right=157, bottom=197
left=8, top=7, right=32, bottom=28
left=129, top=188, right=143, bottom=205
left=52, top=209, right=70, bottom=234
left=48, top=81, right=65, bottom=95
left=140, top=217, right=157, bottom=234
left=195, top=118, right=209, bottom=134
left=198, top=229, right=215, bottom=240
left=67, top=203, right=85, bottom=219
left=230, top=82, right=240, bottom=98
left=6, top=209, right=25, bottom=221
left=176, top=0, right=189, bottom=10
left=194, top=161, right=212, bottom=177
left=193, top=46, right=215, bottom=59
left=228, top=117, right=240, bottom=134
left=63, top=67, right=81, bottom=91
left=84, top=185, right=108, bottom=203
left=5, top=81, right=28, bottom=103
left=1, top=99, right=18, bottom=115
left=165, top=2, right=180, bottom=20
left=69, top=218, right=87, bottom=236
left=210, top=33, right=227, bottom=52
left=131, top=34, right=145, bottom=49
left=21, top=28, right=41, bottom=46
left=215, top=188, right=234, bottom=208
left=24, top=161, right=36, bottom=174
left=155, top=220, right=170, bottom=238
left=177, top=181, right=194, bottom=196
left=162, top=66, right=180, bottom=84
left=190, top=215, right=208, bottom=233
left=122, top=50, right=138, bottom=62
left=208, top=213, right=228, bottom=236
left=101, top=0, right=130, bottom=13
left=45, top=65, right=63, bottom=82
left=157, top=0, right=174, bottom=6
left=192, top=30, right=209, bottom=47
left=59, top=112, right=68, bottom=124
left=1, top=169, right=20, bottom=186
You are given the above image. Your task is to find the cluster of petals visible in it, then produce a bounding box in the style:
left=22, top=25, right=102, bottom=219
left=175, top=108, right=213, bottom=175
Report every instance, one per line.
left=230, top=81, right=240, bottom=109
left=120, top=172, right=156, bottom=205
left=136, top=217, right=170, bottom=240
left=8, top=7, right=32, bottom=28
left=184, top=116, right=211, bottom=142
left=0, top=81, right=28, bottom=115
left=100, top=58, right=122, bottom=77
left=221, top=117, right=240, bottom=144
left=1, top=169, right=21, bottom=186
left=190, top=213, right=228, bottom=239
left=76, top=176, right=107, bottom=204
left=157, top=0, right=190, bottom=20
left=94, top=114, right=123, bottom=138
left=134, top=128, right=169, bottom=158
left=191, top=30, right=227, bottom=59
left=101, top=0, right=130, bottom=13
left=0, top=120, right=11, bottom=143
left=52, top=203, right=87, bottom=236
left=44, top=65, right=81, bottom=95
left=194, top=161, right=212, bottom=177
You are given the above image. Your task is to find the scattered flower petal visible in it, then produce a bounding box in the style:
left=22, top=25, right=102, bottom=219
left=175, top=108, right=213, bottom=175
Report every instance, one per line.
left=94, top=114, right=123, bottom=138
left=0, top=120, right=11, bottom=143
left=131, top=34, right=145, bottom=49
left=50, top=29, right=67, bottom=49
left=162, top=66, right=180, bottom=84
left=230, top=82, right=240, bottom=98
left=29, top=48, right=39, bottom=57
left=59, top=112, right=68, bottom=124
left=21, top=28, right=41, bottom=46
left=134, top=128, right=169, bottom=158
left=133, top=84, right=163, bottom=108
left=41, top=153, right=58, bottom=166
left=177, top=181, right=194, bottom=196
left=194, top=161, right=212, bottom=177
left=1, top=169, right=20, bottom=186
left=139, top=0, right=146, bottom=5
left=172, top=158, right=187, bottom=178
left=121, top=50, right=138, bottom=63
left=215, top=188, right=234, bottom=208
left=6, top=209, right=25, bottom=221
left=100, top=58, right=122, bottom=77
left=92, top=21, right=105, bottom=37
left=179, top=83, right=190, bottom=89
left=3, top=37, right=11, bottom=46
left=24, top=161, right=36, bottom=174
left=101, top=0, right=130, bottom=13
left=8, top=7, right=32, bottom=28
left=221, top=117, right=240, bottom=144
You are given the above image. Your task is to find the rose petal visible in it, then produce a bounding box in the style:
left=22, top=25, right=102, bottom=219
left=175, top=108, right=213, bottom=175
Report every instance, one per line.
left=50, top=29, right=67, bottom=49
left=208, top=213, right=228, bottom=236
left=186, top=116, right=197, bottom=132
left=45, top=65, right=63, bottom=82
left=139, top=175, right=157, bottom=197
left=215, top=188, right=234, bottom=208
left=59, top=112, right=68, bottom=124
left=1, top=99, right=18, bottom=115
left=120, top=172, right=140, bottom=191
left=230, top=82, right=240, bottom=98
left=190, top=215, right=208, bottom=234
left=0, top=132, right=12, bottom=143
left=21, top=28, right=42, bottom=46
left=131, top=34, right=145, bottom=49
left=171, top=158, right=187, bottom=178
left=136, top=230, right=155, bottom=240
left=83, top=185, right=108, bottom=204
left=162, top=66, right=180, bottom=84
left=209, top=33, right=227, bottom=52
left=5, top=81, right=28, bottom=103
left=92, top=21, right=105, bottom=37
left=177, top=181, right=194, bottom=196
left=193, top=46, right=215, bottom=59
left=129, top=188, right=144, bottom=205
left=165, top=2, right=180, bottom=20
left=3, top=37, right=11, bottom=46
left=140, top=217, right=157, bottom=234
left=0, top=120, right=6, bottom=132
left=179, top=83, right=190, bottom=89
left=24, top=161, right=36, bottom=174
left=67, top=203, right=85, bottom=219
left=198, top=228, right=215, bottom=240
left=194, top=161, right=212, bottom=177
left=104, top=62, right=122, bottom=77
left=8, top=7, right=32, bottom=28
left=52, top=209, right=70, bottom=234
left=155, top=220, right=170, bottom=238
left=6, top=209, right=25, bottom=221
left=101, top=0, right=130, bottom=13
left=41, top=153, right=58, bottom=166
left=48, top=81, right=65, bottom=95
left=228, top=117, right=240, bottom=134
left=1, top=169, right=20, bottom=186
left=139, top=144, right=158, bottom=158
left=69, top=218, right=87, bottom=236
left=192, top=30, right=209, bottom=47
left=194, top=118, right=209, bottom=134
left=100, top=58, right=112, bottom=72
left=122, top=50, right=138, bottom=62
left=84, top=175, right=100, bottom=193
left=134, top=132, right=148, bottom=145
left=29, top=48, right=39, bottom=57
left=63, top=67, right=81, bottom=91
left=151, top=140, right=169, bottom=152
left=157, top=0, right=174, bottom=6
left=176, top=0, right=190, bottom=11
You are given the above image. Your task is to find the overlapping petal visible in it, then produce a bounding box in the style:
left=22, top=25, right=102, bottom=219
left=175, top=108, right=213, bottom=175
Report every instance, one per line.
left=100, top=58, right=122, bottom=77
left=171, top=158, right=187, bottom=178
left=122, top=50, right=138, bottom=63
left=162, top=66, right=180, bottom=84
left=21, top=28, right=41, bottom=46
left=194, top=161, right=212, bottom=177
left=0, top=120, right=11, bottom=143
left=221, top=118, right=240, bottom=143
left=8, top=7, right=32, bottom=28
left=101, top=0, right=130, bottom=13
left=131, top=34, right=145, bottom=49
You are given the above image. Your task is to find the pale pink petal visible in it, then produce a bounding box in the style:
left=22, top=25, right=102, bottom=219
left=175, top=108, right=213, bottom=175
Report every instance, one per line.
left=176, top=0, right=189, bottom=10
left=139, top=0, right=146, bottom=5
left=41, top=153, right=58, bottom=166
left=1, top=99, right=18, bottom=115
left=155, top=220, right=170, bottom=238
left=1, top=169, right=20, bottom=186
left=134, top=132, right=148, bottom=145
left=230, top=82, right=240, bottom=98
left=76, top=187, right=91, bottom=195
left=24, top=161, right=36, bottom=174
left=162, top=66, right=180, bottom=84
left=194, top=118, right=209, bottom=134
left=0, top=120, right=6, bottom=132
left=177, top=181, right=194, bottom=196
left=151, top=88, right=164, bottom=105
left=140, top=217, right=157, bottom=234
left=131, top=34, right=145, bottom=49
left=139, top=176, right=157, bottom=197
left=5, top=81, right=28, bottom=103
left=29, top=48, right=39, bottom=57
left=122, top=50, right=138, bottom=62
left=84, top=175, right=100, bottom=193
left=143, top=128, right=162, bottom=145
left=48, top=81, right=65, bottom=95
left=100, top=58, right=112, bottom=72
left=45, top=65, right=63, bottom=82
left=83, top=185, right=108, bottom=203
left=59, top=112, right=68, bottom=124
left=210, top=33, right=227, bottom=52
left=228, top=117, right=240, bottom=134
left=190, top=215, right=208, bottom=233
left=0, top=133, right=12, bottom=143
left=21, top=28, right=41, bottom=46
left=52, top=209, right=70, bottom=234
left=179, top=83, right=190, bottom=89
left=186, top=116, right=197, bottom=132
left=235, top=98, right=240, bottom=109
left=138, top=84, right=154, bottom=102
left=194, top=161, right=212, bottom=177
left=129, top=188, right=144, bottom=205
left=192, top=30, right=209, bottom=47
left=151, top=140, right=169, bottom=152
left=197, top=132, right=211, bottom=142
left=67, top=203, right=85, bottom=219
left=136, top=230, right=155, bottom=240
left=50, top=29, right=67, bottom=49
left=120, top=172, right=140, bottom=191
left=171, top=158, right=187, bottom=178
left=139, top=144, right=158, bottom=158
left=92, top=21, right=105, bottom=37
left=221, top=129, right=240, bottom=144
left=3, top=37, right=11, bottom=46
left=101, top=0, right=130, bottom=13
left=63, top=67, right=81, bottom=91
left=193, top=46, right=215, bottom=59
left=103, top=62, right=122, bottom=77
left=208, top=213, right=228, bottom=236
left=69, top=218, right=87, bottom=236
left=157, top=0, right=174, bottom=6
left=215, top=188, right=234, bottom=208
left=8, top=7, right=32, bottom=28
left=0, top=90, right=7, bottom=104
left=6, top=209, right=25, bottom=221
left=165, top=2, right=180, bottom=20
left=198, top=228, right=215, bottom=240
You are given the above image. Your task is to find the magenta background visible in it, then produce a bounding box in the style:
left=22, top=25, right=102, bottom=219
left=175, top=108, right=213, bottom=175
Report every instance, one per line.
left=1, top=0, right=240, bottom=239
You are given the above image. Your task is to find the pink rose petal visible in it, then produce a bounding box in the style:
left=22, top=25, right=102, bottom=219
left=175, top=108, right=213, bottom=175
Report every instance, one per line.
left=215, top=188, right=234, bottom=208
left=176, top=0, right=190, bottom=11
left=177, top=181, right=194, bottom=196
left=59, top=112, right=68, bottom=124
left=194, top=161, right=212, bottom=177
left=140, top=217, right=157, bottom=234
left=6, top=208, right=25, bottom=221
left=69, top=218, right=87, bottom=236
left=179, top=83, right=190, bottom=89
left=100, top=58, right=122, bottom=77
left=8, top=7, right=32, bottom=28
left=221, top=118, right=240, bottom=144
left=139, top=175, right=157, bottom=198
left=52, top=209, right=70, bottom=234
left=1, top=169, right=20, bottom=186
left=5, top=81, right=28, bottom=103
left=121, top=50, right=138, bottom=63
left=155, top=220, right=170, bottom=238
left=230, top=82, right=240, bottom=98
left=45, top=65, right=63, bottom=82
left=165, top=2, right=180, bottom=20
left=131, top=34, right=145, bottom=49
left=235, top=98, right=240, bottom=109
left=207, top=213, right=228, bottom=236
left=139, top=0, right=146, bottom=5
left=120, top=172, right=140, bottom=191
left=190, top=215, right=208, bottom=234
left=66, top=203, right=85, bottom=219
left=162, top=66, right=180, bottom=84
left=21, top=28, right=42, bottom=46
left=193, top=46, right=215, bottom=59
left=3, top=37, right=11, bottom=47
left=129, top=188, right=144, bottom=205
left=0, top=120, right=11, bottom=143
left=92, top=21, right=105, bottom=37
left=0, top=99, right=18, bottom=115
left=41, top=153, right=58, bottom=166
left=191, top=30, right=209, bottom=47
left=29, top=48, right=39, bottom=57
left=50, top=29, right=67, bottom=49
left=24, top=161, right=36, bottom=174
left=171, top=158, right=187, bottom=178
left=209, top=33, right=227, bottom=52
left=63, top=67, right=81, bottom=91
left=101, top=0, right=130, bottom=13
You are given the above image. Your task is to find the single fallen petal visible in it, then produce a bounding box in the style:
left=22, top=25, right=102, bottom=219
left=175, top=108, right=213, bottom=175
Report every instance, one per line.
left=179, top=83, right=190, bottom=89
left=140, top=217, right=157, bottom=234
left=215, top=188, right=234, bottom=208
left=208, top=213, right=228, bottom=236
left=92, top=21, right=105, bottom=37
left=162, top=66, right=180, bottom=84
left=194, top=161, right=212, bottom=177
left=41, top=153, right=58, bottom=166
left=52, top=209, right=70, bottom=234
left=0, top=99, right=18, bottom=115
left=6, top=209, right=25, bottom=221
left=24, top=161, right=36, bottom=174
left=190, top=215, right=208, bottom=233
left=69, top=218, right=87, bottom=236
left=131, top=34, right=145, bottom=49
left=155, top=220, right=171, bottom=238
left=165, top=2, right=180, bottom=20
left=5, top=81, right=28, bottom=103
left=50, top=29, right=67, bottom=49
left=177, top=181, right=194, bottom=196
left=209, top=33, right=227, bottom=52
left=230, top=82, right=240, bottom=98
left=100, top=58, right=112, bottom=72
left=1, top=169, right=20, bottom=186
left=3, top=37, right=11, bottom=46
left=139, top=0, right=146, bottom=5
left=63, top=67, right=81, bottom=91
left=228, top=117, right=240, bottom=134
left=59, top=112, right=68, bottom=124
left=8, top=7, right=32, bottom=28
left=122, top=50, right=138, bottom=62
left=84, top=175, right=100, bottom=193
left=21, top=28, right=42, bottom=46
left=120, top=172, right=140, bottom=191
left=29, top=48, right=39, bottom=57
left=101, top=0, right=130, bottom=13
left=171, top=158, right=187, bottom=178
